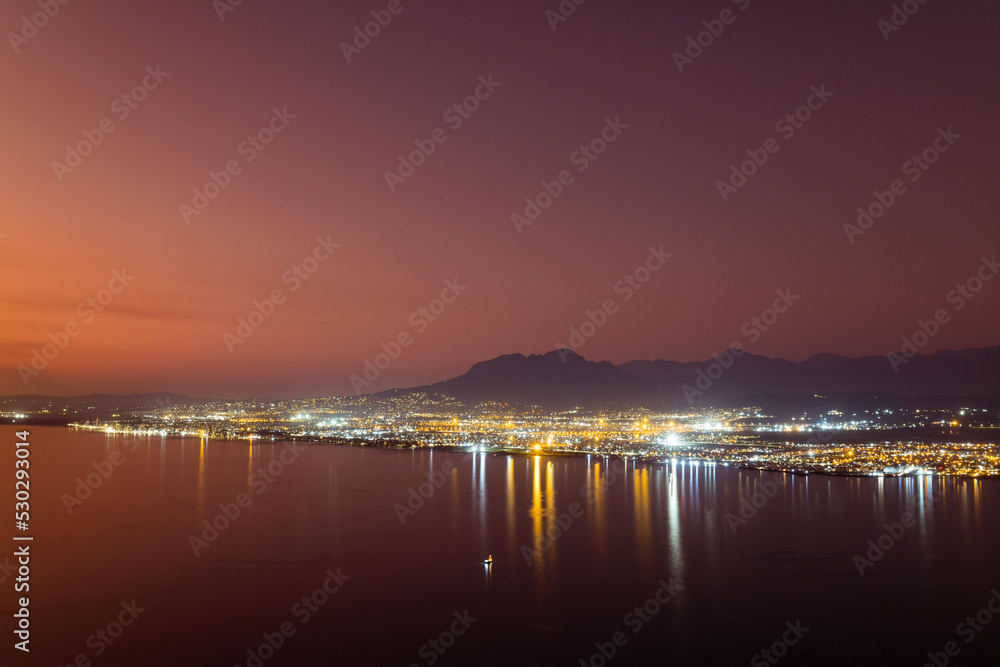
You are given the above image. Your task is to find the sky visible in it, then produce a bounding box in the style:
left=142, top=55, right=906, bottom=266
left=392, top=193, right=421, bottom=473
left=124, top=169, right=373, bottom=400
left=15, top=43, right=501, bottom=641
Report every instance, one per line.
left=1, top=0, right=999, bottom=398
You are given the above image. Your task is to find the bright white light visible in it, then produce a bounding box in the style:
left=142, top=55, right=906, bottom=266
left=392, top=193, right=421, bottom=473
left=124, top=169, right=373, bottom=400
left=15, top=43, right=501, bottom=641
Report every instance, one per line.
left=658, top=432, right=683, bottom=446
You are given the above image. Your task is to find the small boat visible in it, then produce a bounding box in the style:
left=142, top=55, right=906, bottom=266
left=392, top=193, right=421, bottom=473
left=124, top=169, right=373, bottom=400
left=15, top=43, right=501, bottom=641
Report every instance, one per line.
left=483, top=555, right=493, bottom=565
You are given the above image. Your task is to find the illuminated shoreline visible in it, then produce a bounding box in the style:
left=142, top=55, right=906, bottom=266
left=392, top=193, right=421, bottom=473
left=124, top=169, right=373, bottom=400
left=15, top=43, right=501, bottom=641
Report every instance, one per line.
left=62, top=419, right=1000, bottom=479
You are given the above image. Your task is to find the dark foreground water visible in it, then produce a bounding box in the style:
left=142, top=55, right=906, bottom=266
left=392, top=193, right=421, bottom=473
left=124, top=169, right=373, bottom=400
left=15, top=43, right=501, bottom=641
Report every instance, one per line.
left=2, top=426, right=999, bottom=666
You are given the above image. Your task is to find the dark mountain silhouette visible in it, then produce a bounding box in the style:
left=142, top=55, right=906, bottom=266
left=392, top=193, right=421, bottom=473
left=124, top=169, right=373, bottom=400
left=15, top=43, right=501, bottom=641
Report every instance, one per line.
left=378, top=350, right=649, bottom=407
left=378, top=345, right=1000, bottom=410
left=6, top=346, right=999, bottom=415
left=0, top=392, right=210, bottom=416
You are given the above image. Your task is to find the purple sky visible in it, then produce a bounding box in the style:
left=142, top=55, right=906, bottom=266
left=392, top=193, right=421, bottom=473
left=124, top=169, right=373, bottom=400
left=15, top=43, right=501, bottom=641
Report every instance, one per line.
left=2, top=0, right=999, bottom=398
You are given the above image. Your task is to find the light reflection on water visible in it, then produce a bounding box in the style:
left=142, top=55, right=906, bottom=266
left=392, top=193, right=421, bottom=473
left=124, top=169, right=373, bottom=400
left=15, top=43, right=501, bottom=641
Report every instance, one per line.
left=14, top=427, right=1000, bottom=666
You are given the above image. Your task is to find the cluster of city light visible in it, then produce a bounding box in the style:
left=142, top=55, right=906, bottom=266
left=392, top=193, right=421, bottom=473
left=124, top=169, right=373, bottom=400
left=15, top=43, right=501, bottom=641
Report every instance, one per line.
left=48, top=396, right=1000, bottom=477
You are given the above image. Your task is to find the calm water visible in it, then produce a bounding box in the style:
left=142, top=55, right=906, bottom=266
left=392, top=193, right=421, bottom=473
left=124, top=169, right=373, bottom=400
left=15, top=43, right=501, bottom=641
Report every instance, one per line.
left=2, top=426, right=999, bottom=666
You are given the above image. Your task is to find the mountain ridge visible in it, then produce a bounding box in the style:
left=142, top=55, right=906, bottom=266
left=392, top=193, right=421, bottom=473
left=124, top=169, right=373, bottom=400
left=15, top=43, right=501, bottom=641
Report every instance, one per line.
left=377, top=345, right=1000, bottom=409
left=4, top=346, right=998, bottom=412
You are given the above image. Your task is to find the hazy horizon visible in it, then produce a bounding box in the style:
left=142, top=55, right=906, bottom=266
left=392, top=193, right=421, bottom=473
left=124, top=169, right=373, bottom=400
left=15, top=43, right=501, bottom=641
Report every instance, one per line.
left=3, top=1, right=998, bottom=397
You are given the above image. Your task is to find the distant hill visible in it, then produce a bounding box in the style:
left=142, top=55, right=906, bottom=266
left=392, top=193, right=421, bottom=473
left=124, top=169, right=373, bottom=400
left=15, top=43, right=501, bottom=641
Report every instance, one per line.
left=378, top=350, right=650, bottom=407
left=0, top=392, right=210, bottom=417
left=377, top=346, right=1000, bottom=411
left=6, top=346, right=999, bottom=415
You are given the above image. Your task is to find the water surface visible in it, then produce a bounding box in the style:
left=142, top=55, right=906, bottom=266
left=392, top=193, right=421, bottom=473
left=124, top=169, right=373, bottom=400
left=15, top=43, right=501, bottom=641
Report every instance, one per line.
left=3, top=426, right=998, bottom=665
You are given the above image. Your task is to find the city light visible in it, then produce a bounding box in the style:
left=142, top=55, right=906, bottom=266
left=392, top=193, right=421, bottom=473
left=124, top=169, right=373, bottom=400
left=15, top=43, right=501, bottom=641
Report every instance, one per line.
left=53, top=395, right=1000, bottom=478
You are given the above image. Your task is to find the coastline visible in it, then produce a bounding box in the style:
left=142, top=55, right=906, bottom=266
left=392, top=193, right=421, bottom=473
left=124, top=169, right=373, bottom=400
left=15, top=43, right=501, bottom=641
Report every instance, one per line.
left=51, top=424, right=999, bottom=481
